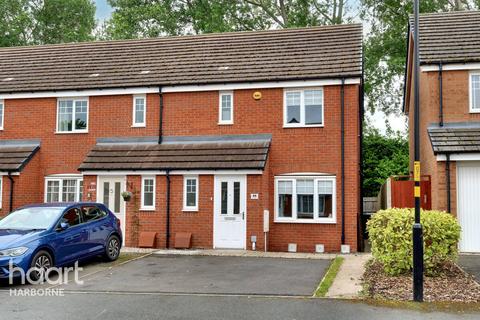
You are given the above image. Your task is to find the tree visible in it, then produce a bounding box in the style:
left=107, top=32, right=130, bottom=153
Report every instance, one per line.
left=0, top=0, right=96, bottom=47
left=0, top=0, right=32, bottom=47
left=362, top=126, right=409, bottom=197
left=104, top=0, right=356, bottom=39
left=361, top=0, right=480, bottom=116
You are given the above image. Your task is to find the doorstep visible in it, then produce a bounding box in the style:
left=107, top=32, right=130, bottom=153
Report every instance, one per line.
left=152, top=249, right=336, bottom=260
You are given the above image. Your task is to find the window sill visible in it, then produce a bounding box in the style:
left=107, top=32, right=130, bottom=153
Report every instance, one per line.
left=182, top=208, right=198, bottom=212
left=469, top=109, right=480, bottom=113
left=55, top=131, right=88, bottom=134
left=274, top=218, right=336, bottom=224
left=283, top=124, right=324, bottom=128
left=139, top=207, right=156, bottom=212
left=131, top=124, right=146, bottom=128
left=218, top=122, right=234, bottom=126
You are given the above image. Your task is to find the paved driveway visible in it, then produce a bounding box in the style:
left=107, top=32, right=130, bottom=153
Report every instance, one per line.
left=59, top=254, right=330, bottom=296
left=459, top=255, right=480, bottom=282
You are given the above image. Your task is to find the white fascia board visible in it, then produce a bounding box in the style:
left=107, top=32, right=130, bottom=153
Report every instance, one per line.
left=0, top=172, right=20, bottom=176
left=421, top=63, right=480, bottom=72
left=82, top=170, right=263, bottom=176
left=0, top=87, right=159, bottom=100
left=162, top=78, right=361, bottom=93
left=436, top=153, right=480, bottom=161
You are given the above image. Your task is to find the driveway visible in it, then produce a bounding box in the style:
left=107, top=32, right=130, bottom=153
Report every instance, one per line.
left=459, top=255, right=480, bottom=282
left=58, top=254, right=330, bottom=296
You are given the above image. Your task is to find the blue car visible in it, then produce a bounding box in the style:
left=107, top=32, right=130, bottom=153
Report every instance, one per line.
left=0, top=202, right=122, bottom=281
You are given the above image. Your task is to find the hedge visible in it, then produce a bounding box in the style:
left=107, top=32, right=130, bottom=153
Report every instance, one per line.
left=367, top=208, right=461, bottom=276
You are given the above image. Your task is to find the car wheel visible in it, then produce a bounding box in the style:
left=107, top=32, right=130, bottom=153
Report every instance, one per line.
left=29, top=250, right=53, bottom=282
left=104, top=235, right=121, bottom=261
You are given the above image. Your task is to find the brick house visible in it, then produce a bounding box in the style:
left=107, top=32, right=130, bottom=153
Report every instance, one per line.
left=0, top=25, right=363, bottom=253
left=404, top=11, right=480, bottom=252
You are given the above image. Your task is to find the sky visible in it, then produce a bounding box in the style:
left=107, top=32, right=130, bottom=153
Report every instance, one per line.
left=93, top=0, right=406, bottom=134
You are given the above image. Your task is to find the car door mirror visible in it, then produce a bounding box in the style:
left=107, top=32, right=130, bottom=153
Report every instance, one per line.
left=57, top=222, right=70, bottom=232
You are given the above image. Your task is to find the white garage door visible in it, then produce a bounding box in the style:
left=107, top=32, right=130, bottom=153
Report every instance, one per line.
left=457, top=162, right=480, bottom=253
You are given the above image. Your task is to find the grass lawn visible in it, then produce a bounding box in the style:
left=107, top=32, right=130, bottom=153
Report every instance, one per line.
left=314, top=256, right=344, bottom=297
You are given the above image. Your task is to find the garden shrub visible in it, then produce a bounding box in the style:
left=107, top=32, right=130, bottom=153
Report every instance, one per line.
left=367, top=208, right=461, bottom=276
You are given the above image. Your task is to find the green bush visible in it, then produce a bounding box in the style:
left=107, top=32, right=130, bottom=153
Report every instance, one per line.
left=367, top=208, right=461, bottom=276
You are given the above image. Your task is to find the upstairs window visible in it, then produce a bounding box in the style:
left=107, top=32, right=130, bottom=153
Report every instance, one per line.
left=275, top=176, right=336, bottom=223
left=133, top=95, right=146, bottom=127
left=0, top=100, right=3, bottom=130
left=57, top=98, right=88, bottom=133
left=284, top=89, right=323, bottom=127
left=219, top=91, right=233, bottom=124
left=470, top=73, right=480, bottom=113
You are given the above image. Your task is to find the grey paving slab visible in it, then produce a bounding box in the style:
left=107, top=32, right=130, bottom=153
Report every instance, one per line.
left=459, top=255, right=480, bottom=282
left=58, top=255, right=330, bottom=296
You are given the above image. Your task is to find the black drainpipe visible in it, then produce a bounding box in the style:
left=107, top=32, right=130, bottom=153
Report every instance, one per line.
left=439, top=62, right=444, bottom=127
left=446, top=154, right=451, bottom=213
left=7, top=171, right=14, bottom=212
left=341, top=78, right=346, bottom=245
left=158, top=86, right=164, bottom=144
left=165, top=169, right=171, bottom=248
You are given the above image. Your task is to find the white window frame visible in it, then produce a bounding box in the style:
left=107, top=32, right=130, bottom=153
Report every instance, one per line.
left=56, top=97, right=89, bottom=133
left=0, top=177, right=2, bottom=209
left=469, top=71, right=480, bottom=113
left=132, top=94, right=146, bottom=127
left=183, top=176, right=199, bottom=211
left=283, top=88, right=324, bottom=128
left=44, top=176, right=83, bottom=203
left=218, top=91, right=234, bottom=125
left=141, top=176, right=156, bottom=211
left=0, top=99, right=4, bottom=130
left=274, top=175, right=336, bottom=224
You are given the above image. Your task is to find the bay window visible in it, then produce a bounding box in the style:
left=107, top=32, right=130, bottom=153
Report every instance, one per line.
left=275, top=176, right=336, bottom=223
left=45, top=177, right=83, bottom=203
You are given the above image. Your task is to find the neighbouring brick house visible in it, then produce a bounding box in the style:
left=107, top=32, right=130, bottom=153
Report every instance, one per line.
left=0, top=25, right=363, bottom=253
left=404, top=11, right=480, bottom=252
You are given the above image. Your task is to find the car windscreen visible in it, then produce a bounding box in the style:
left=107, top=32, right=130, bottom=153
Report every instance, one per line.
left=0, top=207, right=64, bottom=230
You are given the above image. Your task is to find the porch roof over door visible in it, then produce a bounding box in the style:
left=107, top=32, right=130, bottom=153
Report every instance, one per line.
left=79, top=134, right=271, bottom=172
left=0, top=139, right=40, bottom=172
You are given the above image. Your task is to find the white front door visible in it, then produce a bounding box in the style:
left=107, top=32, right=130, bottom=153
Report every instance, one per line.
left=213, top=175, right=247, bottom=249
left=98, top=176, right=126, bottom=245
left=457, top=162, right=480, bottom=253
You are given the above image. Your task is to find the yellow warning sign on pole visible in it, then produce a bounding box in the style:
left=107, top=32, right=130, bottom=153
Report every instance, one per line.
left=414, top=161, right=421, bottom=182
left=414, top=186, right=421, bottom=198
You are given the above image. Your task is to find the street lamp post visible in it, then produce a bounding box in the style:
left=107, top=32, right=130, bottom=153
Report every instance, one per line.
left=412, top=0, right=424, bottom=302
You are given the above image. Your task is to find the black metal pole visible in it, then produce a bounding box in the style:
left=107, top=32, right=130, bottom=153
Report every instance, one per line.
left=413, top=0, right=424, bottom=302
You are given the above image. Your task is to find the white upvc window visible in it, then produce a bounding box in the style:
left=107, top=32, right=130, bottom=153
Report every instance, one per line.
left=219, top=91, right=233, bottom=124
left=274, top=175, right=336, bottom=223
left=141, top=176, right=156, bottom=210
left=470, top=72, right=480, bottom=113
left=44, top=176, right=83, bottom=203
left=56, top=98, right=89, bottom=133
left=0, top=99, right=4, bottom=130
left=284, top=88, right=324, bottom=127
left=183, top=176, right=198, bottom=211
left=132, top=95, right=146, bottom=127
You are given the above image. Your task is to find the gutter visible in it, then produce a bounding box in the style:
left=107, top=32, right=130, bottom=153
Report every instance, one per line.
left=165, top=169, right=171, bottom=248
left=7, top=171, right=14, bottom=212
left=439, top=62, right=444, bottom=127
left=158, top=86, right=164, bottom=144
left=446, top=154, right=451, bottom=213
left=341, top=78, right=346, bottom=245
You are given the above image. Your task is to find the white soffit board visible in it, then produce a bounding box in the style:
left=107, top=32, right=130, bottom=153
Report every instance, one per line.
left=422, top=63, right=480, bottom=72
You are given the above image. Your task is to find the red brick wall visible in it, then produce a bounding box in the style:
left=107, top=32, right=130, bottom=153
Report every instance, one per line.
left=1, top=85, right=360, bottom=252
left=407, top=70, right=475, bottom=215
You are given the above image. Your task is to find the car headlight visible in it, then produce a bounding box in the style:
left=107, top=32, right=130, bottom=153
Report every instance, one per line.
left=0, top=247, right=29, bottom=257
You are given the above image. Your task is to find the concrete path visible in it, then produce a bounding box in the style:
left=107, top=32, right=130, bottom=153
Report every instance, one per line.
left=326, top=253, right=371, bottom=298
left=152, top=248, right=336, bottom=259
left=459, top=254, right=480, bottom=283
